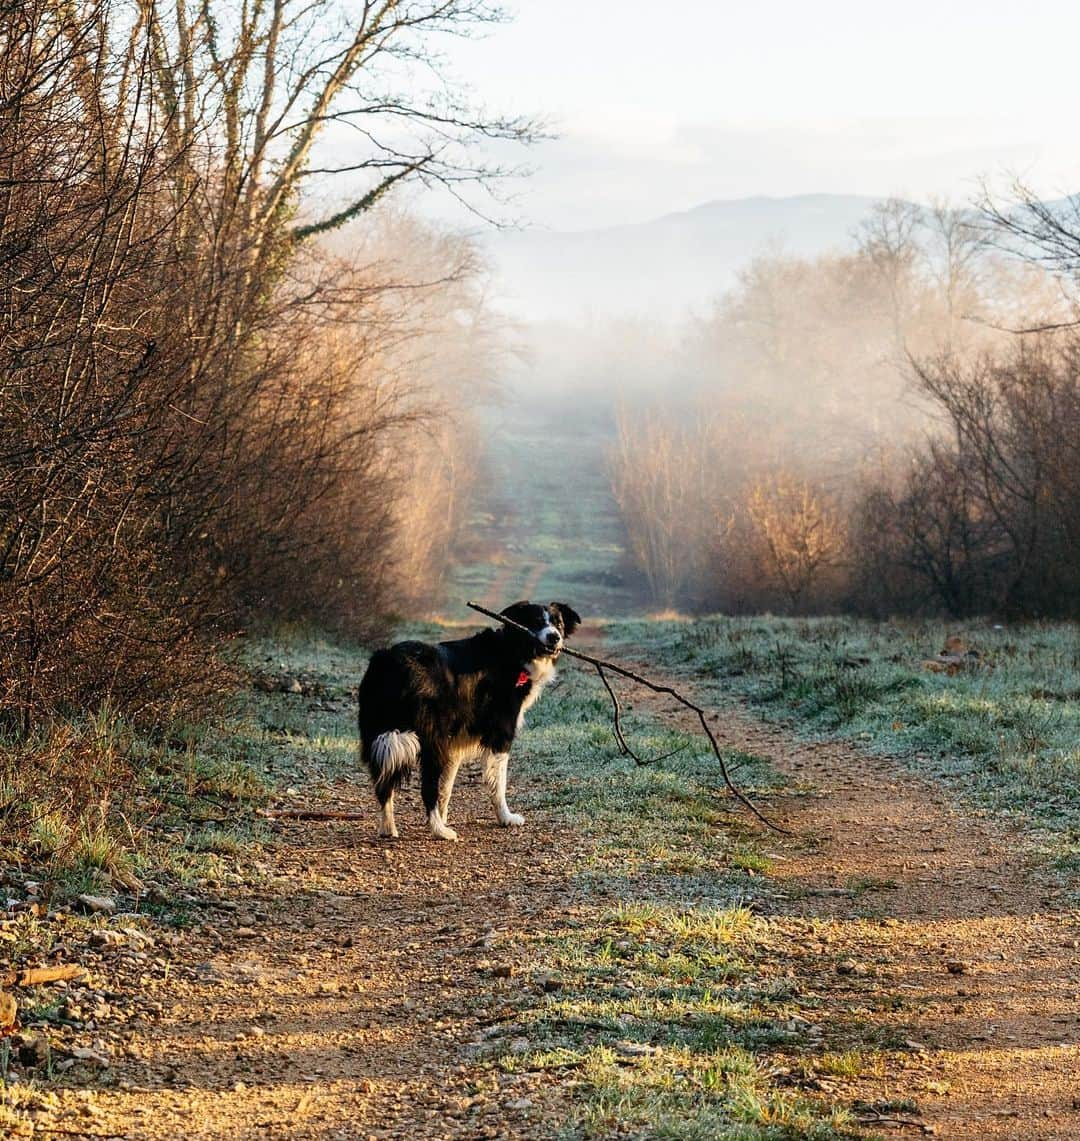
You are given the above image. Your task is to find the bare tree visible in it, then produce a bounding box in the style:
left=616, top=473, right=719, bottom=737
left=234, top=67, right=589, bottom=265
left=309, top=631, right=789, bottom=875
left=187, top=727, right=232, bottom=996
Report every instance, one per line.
left=925, top=197, right=989, bottom=328
left=856, top=197, right=924, bottom=346
left=745, top=473, right=846, bottom=612
left=608, top=411, right=724, bottom=608
left=0, top=1, right=522, bottom=729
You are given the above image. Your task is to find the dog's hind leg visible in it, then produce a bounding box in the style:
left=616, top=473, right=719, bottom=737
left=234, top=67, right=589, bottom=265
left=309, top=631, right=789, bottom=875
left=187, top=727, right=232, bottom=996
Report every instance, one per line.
left=375, top=787, right=398, bottom=839
left=482, top=751, right=525, bottom=827
left=367, top=730, right=419, bottom=839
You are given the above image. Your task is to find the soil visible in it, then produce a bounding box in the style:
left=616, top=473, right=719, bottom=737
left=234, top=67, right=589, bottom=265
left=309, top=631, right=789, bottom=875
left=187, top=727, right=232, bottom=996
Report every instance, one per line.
left=13, top=651, right=1080, bottom=1140
left=636, top=683, right=1080, bottom=1140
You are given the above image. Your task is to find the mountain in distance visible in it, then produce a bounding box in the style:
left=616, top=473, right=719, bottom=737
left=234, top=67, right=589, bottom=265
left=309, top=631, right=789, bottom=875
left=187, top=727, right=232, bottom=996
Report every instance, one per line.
left=482, top=193, right=885, bottom=321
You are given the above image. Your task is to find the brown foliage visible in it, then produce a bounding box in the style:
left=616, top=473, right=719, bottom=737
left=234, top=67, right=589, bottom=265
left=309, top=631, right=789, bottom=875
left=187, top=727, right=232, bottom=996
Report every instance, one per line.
left=609, top=412, right=726, bottom=607
left=607, top=202, right=1073, bottom=617
left=745, top=474, right=846, bottom=613
left=852, top=339, right=1080, bottom=617
left=0, top=2, right=511, bottom=732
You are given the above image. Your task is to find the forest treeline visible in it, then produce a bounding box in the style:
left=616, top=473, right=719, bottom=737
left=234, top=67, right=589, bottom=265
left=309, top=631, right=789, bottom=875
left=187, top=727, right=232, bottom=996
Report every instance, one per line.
left=607, top=200, right=1080, bottom=618
left=1, top=1, right=520, bottom=734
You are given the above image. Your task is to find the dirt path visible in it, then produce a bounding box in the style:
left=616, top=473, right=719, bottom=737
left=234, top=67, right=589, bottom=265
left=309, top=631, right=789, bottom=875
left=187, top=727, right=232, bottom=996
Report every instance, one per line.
left=27, top=663, right=1080, bottom=1140
left=38, top=770, right=588, bottom=1140
left=627, top=681, right=1080, bottom=1140
left=480, top=561, right=550, bottom=611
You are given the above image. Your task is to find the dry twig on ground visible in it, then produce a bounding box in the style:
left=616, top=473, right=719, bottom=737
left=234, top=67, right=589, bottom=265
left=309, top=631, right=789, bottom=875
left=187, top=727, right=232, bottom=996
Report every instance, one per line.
left=258, top=809, right=370, bottom=822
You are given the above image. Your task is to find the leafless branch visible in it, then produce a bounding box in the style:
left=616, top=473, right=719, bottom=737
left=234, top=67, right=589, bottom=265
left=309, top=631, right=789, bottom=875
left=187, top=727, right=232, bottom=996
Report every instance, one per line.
left=466, top=602, right=791, bottom=834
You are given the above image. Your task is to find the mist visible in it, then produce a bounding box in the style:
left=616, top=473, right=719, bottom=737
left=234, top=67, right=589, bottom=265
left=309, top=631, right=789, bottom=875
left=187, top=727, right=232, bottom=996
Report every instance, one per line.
left=465, top=194, right=1078, bottom=618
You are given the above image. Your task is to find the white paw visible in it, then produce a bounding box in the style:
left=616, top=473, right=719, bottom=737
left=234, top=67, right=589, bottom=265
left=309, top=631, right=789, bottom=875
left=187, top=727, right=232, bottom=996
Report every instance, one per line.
left=498, top=810, right=525, bottom=827
left=428, top=814, right=459, bottom=841
left=377, top=826, right=399, bottom=839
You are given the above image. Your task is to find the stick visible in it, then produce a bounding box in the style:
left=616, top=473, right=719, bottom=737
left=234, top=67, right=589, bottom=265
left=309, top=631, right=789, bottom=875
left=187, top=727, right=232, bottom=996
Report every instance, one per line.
left=466, top=601, right=790, bottom=834
left=592, top=663, right=688, bottom=767
left=31, top=1131, right=128, bottom=1139
left=257, top=808, right=370, bottom=821
left=1, top=965, right=86, bottom=988
left=853, top=1115, right=933, bottom=1133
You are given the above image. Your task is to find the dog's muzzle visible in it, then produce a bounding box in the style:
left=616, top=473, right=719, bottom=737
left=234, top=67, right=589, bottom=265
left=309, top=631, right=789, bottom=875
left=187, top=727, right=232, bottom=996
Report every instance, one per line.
left=539, top=628, right=562, bottom=654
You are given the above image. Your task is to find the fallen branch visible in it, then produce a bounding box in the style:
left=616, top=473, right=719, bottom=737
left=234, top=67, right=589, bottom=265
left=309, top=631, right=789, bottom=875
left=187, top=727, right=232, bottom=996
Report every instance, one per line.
left=257, top=808, right=369, bottom=821
left=466, top=602, right=790, bottom=834
left=32, top=1131, right=128, bottom=1140
left=1, top=964, right=86, bottom=988
left=853, top=1114, right=933, bottom=1133
left=592, top=662, right=689, bottom=766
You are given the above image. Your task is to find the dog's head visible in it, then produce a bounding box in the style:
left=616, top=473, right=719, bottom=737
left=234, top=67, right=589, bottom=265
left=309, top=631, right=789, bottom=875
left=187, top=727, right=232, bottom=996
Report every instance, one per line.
left=499, top=600, right=582, bottom=658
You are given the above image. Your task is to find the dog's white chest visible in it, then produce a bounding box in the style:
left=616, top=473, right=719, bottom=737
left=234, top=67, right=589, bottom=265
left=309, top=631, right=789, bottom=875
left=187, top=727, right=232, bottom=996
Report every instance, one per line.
left=520, top=658, right=556, bottom=717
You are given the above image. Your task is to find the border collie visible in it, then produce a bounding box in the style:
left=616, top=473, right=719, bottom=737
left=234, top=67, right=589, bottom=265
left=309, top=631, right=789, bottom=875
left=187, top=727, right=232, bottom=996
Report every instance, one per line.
left=357, top=601, right=581, bottom=840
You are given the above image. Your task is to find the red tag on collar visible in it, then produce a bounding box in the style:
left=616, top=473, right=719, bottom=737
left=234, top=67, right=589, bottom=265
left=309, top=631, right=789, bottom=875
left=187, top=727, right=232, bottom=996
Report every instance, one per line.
left=516, top=670, right=530, bottom=687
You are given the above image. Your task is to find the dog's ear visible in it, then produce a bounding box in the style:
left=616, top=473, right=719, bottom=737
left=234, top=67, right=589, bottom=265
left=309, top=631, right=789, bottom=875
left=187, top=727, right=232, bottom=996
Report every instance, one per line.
left=549, top=602, right=581, bottom=637
left=500, top=600, right=531, bottom=620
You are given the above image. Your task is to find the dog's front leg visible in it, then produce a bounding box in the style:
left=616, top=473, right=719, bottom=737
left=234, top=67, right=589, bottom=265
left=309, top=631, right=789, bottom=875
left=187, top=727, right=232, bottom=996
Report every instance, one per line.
left=421, top=747, right=458, bottom=841
left=437, top=756, right=462, bottom=825
left=482, top=751, right=524, bottom=827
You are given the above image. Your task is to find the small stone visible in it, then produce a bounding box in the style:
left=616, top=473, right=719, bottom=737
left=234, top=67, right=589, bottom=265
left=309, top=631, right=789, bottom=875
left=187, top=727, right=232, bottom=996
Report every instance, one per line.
left=505, top=1097, right=533, bottom=1111
left=490, top=964, right=514, bottom=979
left=614, top=1041, right=658, bottom=1057
left=235, top=927, right=258, bottom=939
left=77, top=894, right=117, bottom=914
left=70, top=1046, right=110, bottom=1068
left=945, top=960, right=968, bottom=974
left=90, top=929, right=126, bottom=948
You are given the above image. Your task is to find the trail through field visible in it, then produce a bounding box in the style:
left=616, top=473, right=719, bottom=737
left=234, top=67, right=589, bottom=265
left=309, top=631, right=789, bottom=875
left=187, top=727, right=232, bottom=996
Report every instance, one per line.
left=449, top=408, right=645, bottom=616
left=619, top=667, right=1080, bottom=1140
left=30, top=641, right=1080, bottom=1140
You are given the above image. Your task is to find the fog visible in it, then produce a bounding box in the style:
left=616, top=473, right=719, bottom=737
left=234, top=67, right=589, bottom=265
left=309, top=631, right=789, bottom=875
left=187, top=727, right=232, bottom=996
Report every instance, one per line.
left=475, top=194, right=1079, bottom=617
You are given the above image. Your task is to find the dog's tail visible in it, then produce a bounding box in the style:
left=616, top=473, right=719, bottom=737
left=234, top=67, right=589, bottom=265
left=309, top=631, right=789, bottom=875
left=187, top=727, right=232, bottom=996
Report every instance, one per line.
left=370, top=730, right=420, bottom=792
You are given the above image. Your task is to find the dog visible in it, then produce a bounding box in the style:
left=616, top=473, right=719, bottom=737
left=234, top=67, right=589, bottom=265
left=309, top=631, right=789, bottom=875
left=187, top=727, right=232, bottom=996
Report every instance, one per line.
left=357, top=600, right=581, bottom=840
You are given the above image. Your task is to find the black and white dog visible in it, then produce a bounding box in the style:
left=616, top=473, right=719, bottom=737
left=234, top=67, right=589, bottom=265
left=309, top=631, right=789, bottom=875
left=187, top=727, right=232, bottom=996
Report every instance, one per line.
left=357, top=601, right=581, bottom=841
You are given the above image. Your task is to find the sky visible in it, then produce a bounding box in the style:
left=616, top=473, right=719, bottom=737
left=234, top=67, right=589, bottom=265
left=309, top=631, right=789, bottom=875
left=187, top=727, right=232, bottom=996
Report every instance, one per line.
left=422, top=0, right=1080, bottom=231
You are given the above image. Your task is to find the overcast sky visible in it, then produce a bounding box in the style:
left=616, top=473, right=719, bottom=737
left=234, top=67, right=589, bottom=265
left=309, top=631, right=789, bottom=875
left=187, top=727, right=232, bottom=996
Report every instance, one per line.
left=424, top=0, right=1080, bottom=230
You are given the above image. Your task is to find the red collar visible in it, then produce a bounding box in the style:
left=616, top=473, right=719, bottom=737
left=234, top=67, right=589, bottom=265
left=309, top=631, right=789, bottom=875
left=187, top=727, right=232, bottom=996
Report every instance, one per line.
left=515, top=670, right=530, bottom=688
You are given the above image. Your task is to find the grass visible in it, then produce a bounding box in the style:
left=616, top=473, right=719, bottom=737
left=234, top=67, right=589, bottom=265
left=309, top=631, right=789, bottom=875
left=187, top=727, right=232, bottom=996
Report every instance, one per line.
left=603, top=615, right=1080, bottom=857
left=517, top=667, right=783, bottom=896
left=480, top=658, right=905, bottom=1138
left=447, top=410, right=642, bottom=616
left=493, top=894, right=872, bottom=1138
left=0, top=618, right=382, bottom=894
